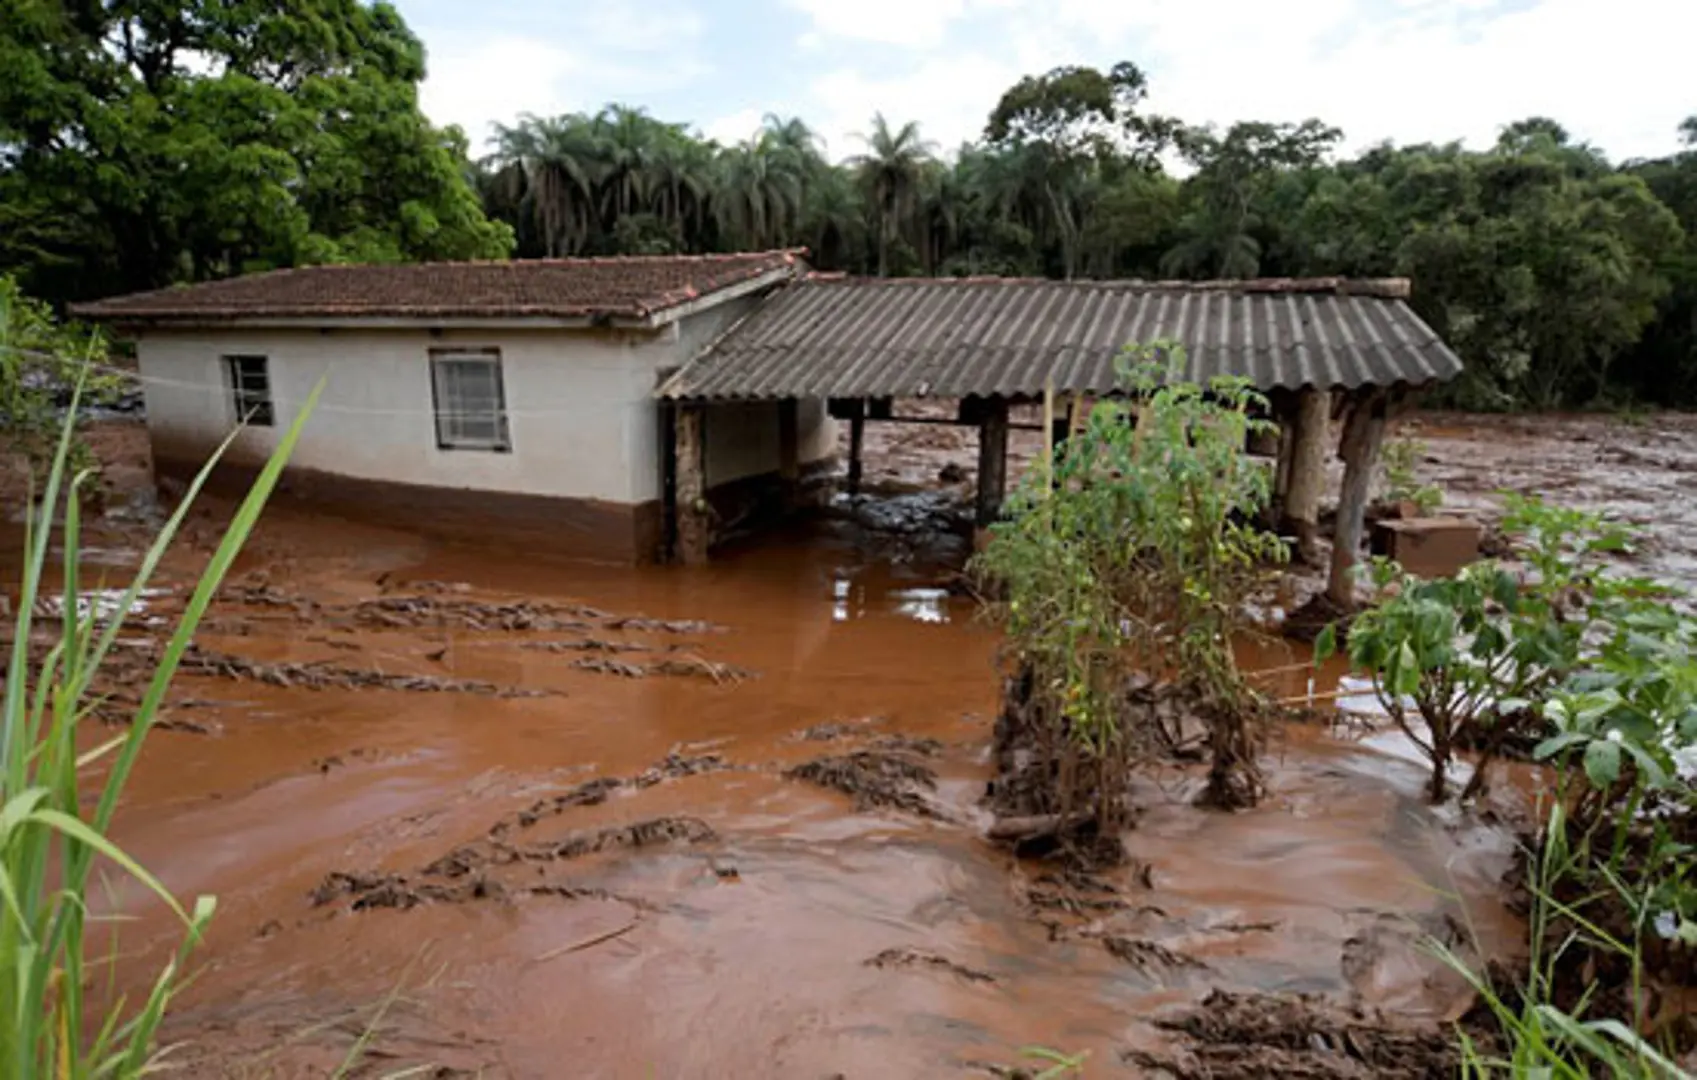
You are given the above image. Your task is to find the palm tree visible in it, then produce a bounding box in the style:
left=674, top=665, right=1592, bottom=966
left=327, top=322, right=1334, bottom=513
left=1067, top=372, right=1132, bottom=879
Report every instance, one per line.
left=800, top=167, right=864, bottom=269
left=488, top=114, right=601, bottom=255
left=851, top=114, right=935, bottom=276
left=716, top=137, right=804, bottom=249
left=593, top=105, right=661, bottom=224
left=1160, top=205, right=1262, bottom=278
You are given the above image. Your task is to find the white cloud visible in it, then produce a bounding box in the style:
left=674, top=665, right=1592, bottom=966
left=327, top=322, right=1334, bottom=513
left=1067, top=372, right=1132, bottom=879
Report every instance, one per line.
left=810, top=56, right=1027, bottom=159
left=783, top=0, right=969, bottom=48
left=419, top=0, right=1694, bottom=166
left=420, top=38, right=580, bottom=151
left=791, top=0, right=1695, bottom=162
left=418, top=7, right=710, bottom=154
left=703, top=108, right=766, bottom=147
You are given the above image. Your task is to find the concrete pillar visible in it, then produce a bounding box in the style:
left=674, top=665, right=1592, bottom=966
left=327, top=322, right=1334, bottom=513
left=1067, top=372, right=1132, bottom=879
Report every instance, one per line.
left=1284, top=387, right=1331, bottom=565
left=1328, top=392, right=1388, bottom=606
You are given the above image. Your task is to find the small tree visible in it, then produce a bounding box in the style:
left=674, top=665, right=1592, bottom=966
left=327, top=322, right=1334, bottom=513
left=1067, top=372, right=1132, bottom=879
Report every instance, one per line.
left=974, top=343, right=1286, bottom=846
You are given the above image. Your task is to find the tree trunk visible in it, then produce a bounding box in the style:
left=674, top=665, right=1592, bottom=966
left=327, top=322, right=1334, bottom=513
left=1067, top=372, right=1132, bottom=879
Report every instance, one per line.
left=675, top=405, right=710, bottom=565
left=1327, top=393, right=1388, bottom=606
left=1284, top=388, right=1330, bottom=565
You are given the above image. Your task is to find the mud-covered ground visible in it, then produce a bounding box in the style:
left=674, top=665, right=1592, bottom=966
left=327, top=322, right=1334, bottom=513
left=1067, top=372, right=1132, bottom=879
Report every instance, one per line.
left=8, top=410, right=1696, bottom=1077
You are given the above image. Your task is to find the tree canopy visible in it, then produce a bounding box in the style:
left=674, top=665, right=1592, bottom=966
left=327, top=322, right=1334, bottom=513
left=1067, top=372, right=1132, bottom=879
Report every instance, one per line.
left=2, top=33, right=1693, bottom=410
left=0, top=0, right=512, bottom=304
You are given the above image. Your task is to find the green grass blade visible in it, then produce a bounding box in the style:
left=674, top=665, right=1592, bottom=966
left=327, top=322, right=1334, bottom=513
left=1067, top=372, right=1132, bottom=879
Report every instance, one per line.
left=94, top=379, right=323, bottom=833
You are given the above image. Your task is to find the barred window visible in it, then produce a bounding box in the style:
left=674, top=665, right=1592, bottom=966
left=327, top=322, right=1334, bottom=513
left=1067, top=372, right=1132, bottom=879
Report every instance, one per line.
left=429, top=350, right=511, bottom=451
left=224, top=355, right=273, bottom=427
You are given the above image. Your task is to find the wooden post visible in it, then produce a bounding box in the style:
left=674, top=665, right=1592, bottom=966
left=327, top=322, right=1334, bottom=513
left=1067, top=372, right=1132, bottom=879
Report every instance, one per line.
left=675, top=404, right=710, bottom=565
left=847, top=399, right=866, bottom=495
left=778, top=398, right=799, bottom=482
left=976, top=397, right=1010, bottom=527
left=1328, top=391, right=1388, bottom=606
left=1284, top=387, right=1331, bottom=566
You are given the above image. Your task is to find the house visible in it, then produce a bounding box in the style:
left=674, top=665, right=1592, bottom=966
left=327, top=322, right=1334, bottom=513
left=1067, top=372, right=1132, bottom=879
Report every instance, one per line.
left=72, top=251, right=835, bottom=562
left=79, top=262, right=1464, bottom=593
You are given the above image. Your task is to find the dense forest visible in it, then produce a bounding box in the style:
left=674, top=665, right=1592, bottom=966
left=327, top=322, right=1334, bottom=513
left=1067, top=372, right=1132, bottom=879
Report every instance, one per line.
left=2, top=1, right=1694, bottom=409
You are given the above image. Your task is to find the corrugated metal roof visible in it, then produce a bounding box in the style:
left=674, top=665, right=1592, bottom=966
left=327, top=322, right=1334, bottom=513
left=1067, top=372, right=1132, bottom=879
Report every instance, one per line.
left=657, top=277, right=1463, bottom=400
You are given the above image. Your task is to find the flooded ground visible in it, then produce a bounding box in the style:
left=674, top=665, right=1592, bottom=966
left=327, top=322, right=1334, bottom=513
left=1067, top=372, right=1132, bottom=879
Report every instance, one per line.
left=11, top=408, right=1697, bottom=1077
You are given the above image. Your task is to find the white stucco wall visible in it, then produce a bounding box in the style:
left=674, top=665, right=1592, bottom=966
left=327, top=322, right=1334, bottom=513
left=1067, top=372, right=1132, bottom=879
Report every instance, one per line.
left=135, top=301, right=834, bottom=509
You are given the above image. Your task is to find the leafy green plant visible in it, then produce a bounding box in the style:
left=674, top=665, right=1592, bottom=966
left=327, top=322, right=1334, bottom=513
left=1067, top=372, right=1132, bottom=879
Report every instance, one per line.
left=0, top=276, right=124, bottom=479
left=975, top=342, right=1286, bottom=828
left=0, top=376, right=319, bottom=1076
left=1319, top=495, right=1652, bottom=802
left=1378, top=434, right=1442, bottom=515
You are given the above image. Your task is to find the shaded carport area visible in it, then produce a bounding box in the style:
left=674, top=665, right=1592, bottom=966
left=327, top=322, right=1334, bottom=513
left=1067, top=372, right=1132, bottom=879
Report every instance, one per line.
left=657, top=274, right=1463, bottom=606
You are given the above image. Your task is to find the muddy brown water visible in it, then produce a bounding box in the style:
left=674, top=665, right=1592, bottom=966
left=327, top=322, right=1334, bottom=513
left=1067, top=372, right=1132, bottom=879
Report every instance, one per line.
left=8, top=500, right=1524, bottom=1079
left=27, top=412, right=1693, bottom=1075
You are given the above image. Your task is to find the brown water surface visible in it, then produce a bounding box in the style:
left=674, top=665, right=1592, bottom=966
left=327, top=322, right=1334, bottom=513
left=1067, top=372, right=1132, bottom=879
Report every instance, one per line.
left=12, top=500, right=1520, bottom=1079
left=10, top=417, right=1647, bottom=1075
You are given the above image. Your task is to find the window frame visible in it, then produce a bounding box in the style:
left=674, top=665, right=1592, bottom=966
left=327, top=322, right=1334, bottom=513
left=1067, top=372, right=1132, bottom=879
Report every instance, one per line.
left=428, top=348, right=512, bottom=453
left=222, top=354, right=274, bottom=428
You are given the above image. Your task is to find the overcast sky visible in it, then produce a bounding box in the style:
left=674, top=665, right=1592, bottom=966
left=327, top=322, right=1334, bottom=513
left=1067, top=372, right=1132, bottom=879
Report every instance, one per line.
left=405, top=0, right=1694, bottom=164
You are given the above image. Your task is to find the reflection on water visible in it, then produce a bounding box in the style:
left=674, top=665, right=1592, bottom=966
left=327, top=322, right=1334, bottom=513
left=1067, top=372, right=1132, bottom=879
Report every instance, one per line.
left=890, top=586, right=950, bottom=624
left=832, top=576, right=956, bottom=624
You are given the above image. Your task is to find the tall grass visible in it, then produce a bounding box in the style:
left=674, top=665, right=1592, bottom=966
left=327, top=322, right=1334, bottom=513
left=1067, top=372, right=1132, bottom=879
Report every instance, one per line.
left=1432, top=802, right=1695, bottom=1080
left=0, top=374, right=319, bottom=1077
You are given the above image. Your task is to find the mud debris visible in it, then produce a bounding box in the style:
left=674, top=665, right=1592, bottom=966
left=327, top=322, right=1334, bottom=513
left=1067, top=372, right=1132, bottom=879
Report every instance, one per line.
left=1094, top=934, right=1210, bottom=976
left=632, top=751, right=730, bottom=788
left=1128, top=989, right=1458, bottom=1079
left=181, top=647, right=551, bottom=697
left=513, top=816, right=719, bottom=862
left=310, top=871, right=507, bottom=911
left=784, top=750, right=945, bottom=819
left=422, top=816, right=719, bottom=880
left=794, top=718, right=884, bottom=741
left=489, top=753, right=733, bottom=839
left=521, top=637, right=652, bottom=654
left=569, top=655, right=753, bottom=682
left=352, top=595, right=602, bottom=633
left=865, top=947, right=996, bottom=984
left=310, top=870, right=655, bottom=914
left=603, top=615, right=723, bottom=634
left=1023, top=868, right=1145, bottom=916
left=870, top=733, right=944, bottom=756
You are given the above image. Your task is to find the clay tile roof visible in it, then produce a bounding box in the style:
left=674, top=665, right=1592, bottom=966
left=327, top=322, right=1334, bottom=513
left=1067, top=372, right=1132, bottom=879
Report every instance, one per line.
left=659, top=275, right=1460, bottom=400
left=70, top=250, right=807, bottom=325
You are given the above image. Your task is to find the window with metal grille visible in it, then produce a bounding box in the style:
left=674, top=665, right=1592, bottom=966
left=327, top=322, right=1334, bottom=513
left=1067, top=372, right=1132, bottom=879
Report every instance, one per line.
left=223, top=355, right=273, bottom=426
left=429, top=350, right=511, bottom=451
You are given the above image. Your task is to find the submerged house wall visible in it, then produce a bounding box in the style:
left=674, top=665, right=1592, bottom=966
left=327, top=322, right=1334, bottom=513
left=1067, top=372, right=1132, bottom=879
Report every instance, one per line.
left=134, top=303, right=833, bottom=560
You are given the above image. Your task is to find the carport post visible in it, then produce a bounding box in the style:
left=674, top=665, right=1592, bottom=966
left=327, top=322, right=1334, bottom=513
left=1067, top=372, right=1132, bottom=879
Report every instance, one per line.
left=676, top=403, right=710, bottom=565
left=847, top=399, right=866, bottom=495
left=976, top=397, right=1010, bottom=526
left=1284, top=387, right=1332, bottom=565
left=1327, top=390, right=1388, bottom=606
